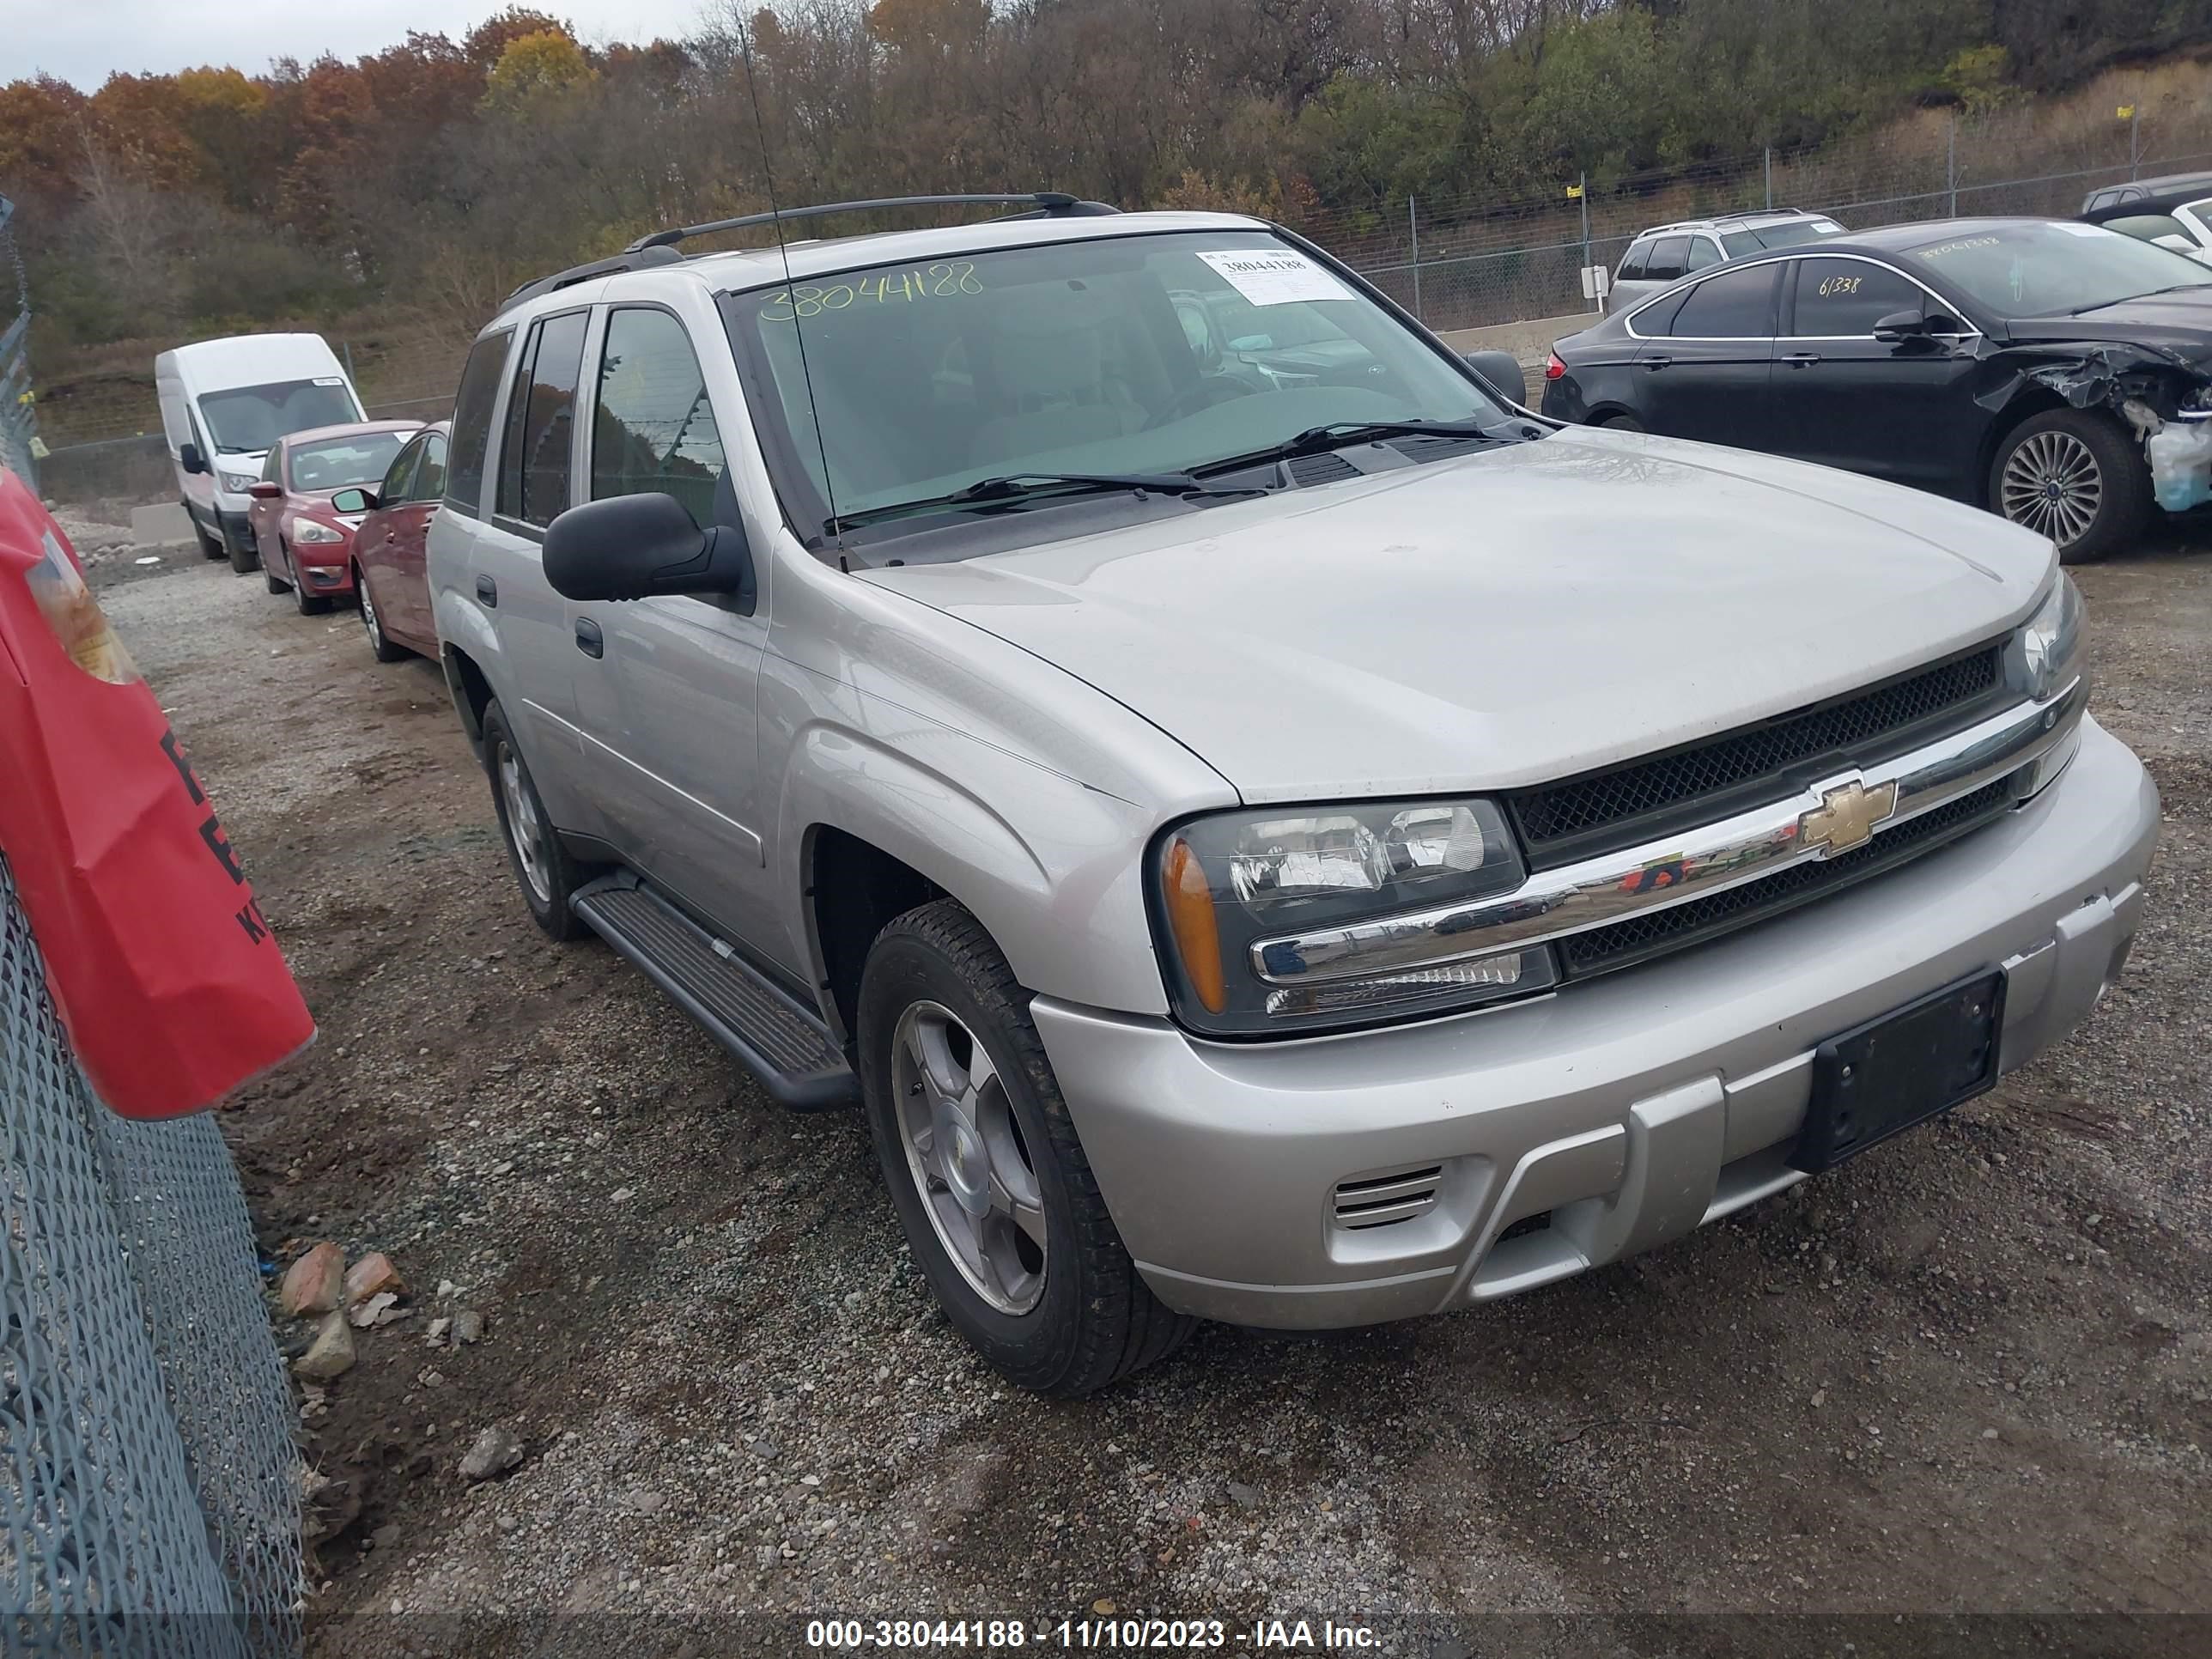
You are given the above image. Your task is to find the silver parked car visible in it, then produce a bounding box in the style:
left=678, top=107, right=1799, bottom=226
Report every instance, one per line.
left=1607, top=208, right=1845, bottom=313
left=428, top=194, right=2157, bottom=1395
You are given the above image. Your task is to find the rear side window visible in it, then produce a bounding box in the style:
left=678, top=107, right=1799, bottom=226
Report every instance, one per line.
left=496, top=311, right=589, bottom=529
left=1660, top=264, right=1780, bottom=337
left=1721, top=229, right=1761, bottom=258
left=591, top=308, right=727, bottom=526
left=1685, top=236, right=1723, bottom=272
left=1644, top=236, right=1691, bottom=283
left=1617, top=241, right=1651, bottom=282
left=446, top=329, right=514, bottom=516
left=1790, top=258, right=1925, bottom=336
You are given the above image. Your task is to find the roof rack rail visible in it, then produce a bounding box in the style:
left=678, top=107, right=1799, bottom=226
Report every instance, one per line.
left=505, top=243, right=685, bottom=309
left=623, top=191, right=1117, bottom=253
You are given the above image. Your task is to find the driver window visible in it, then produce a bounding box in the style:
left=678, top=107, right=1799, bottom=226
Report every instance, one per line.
left=380, top=439, right=422, bottom=504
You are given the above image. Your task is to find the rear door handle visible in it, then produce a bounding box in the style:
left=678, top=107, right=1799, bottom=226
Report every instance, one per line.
left=1781, top=352, right=1823, bottom=366
left=574, top=617, right=604, bottom=659
left=475, top=574, right=496, bottom=607
left=1641, top=356, right=1673, bottom=371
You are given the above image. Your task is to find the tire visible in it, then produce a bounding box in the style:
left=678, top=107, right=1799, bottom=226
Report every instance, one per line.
left=1601, top=412, right=1645, bottom=433
left=1989, top=408, right=2150, bottom=566
left=356, top=563, right=407, bottom=662
left=227, top=532, right=259, bottom=575
left=293, top=562, right=332, bottom=617
left=856, top=900, right=1194, bottom=1397
left=480, top=698, right=591, bottom=941
left=264, top=543, right=289, bottom=595
left=193, top=514, right=226, bottom=562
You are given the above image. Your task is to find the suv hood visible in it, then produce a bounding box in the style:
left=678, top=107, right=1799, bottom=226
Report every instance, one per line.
left=865, top=429, right=2051, bottom=804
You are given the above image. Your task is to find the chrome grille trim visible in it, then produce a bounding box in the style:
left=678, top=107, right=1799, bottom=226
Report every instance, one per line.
left=1250, top=676, right=2087, bottom=988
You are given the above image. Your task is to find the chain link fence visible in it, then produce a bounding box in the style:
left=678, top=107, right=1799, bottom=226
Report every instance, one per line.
left=0, top=195, right=38, bottom=493
left=0, top=855, right=301, bottom=1657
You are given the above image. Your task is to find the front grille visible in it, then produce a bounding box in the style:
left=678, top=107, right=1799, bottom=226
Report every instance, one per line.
left=1508, top=643, right=2007, bottom=869
left=1558, top=775, right=2018, bottom=979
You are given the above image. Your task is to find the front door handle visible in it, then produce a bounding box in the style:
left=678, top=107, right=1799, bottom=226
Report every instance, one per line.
left=1781, top=352, right=1822, bottom=367
left=574, top=617, right=604, bottom=659
left=475, top=574, right=497, bottom=607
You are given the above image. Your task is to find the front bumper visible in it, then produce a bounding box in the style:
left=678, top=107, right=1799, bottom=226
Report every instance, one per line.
left=292, top=550, right=356, bottom=593
left=1036, top=719, right=2158, bottom=1329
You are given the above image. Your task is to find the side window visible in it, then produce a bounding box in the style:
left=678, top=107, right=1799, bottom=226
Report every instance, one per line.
left=1685, top=236, right=1723, bottom=272
left=591, top=308, right=727, bottom=526
left=446, top=328, right=514, bottom=516
left=380, top=437, right=423, bottom=503
left=1721, top=229, right=1761, bottom=258
left=496, top=311, right=589, bottom=530
left=1790, top=258, right=1926, bottom=336
left=1644, top=235, right=1691, bottom=283
left=1660, top=264, right=1780, bottom=338
left=1616, top=241, right=1650, bottom=282
left=415, top=433, right=448, bottom=503
left=261, top=447, right=283, bottom=484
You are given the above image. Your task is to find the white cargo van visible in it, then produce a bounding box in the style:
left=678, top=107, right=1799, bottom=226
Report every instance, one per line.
left=155, top=334, right=364, bottom=571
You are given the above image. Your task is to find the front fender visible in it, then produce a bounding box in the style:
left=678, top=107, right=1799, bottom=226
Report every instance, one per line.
left=775, top=714, right=1174, bottom=1019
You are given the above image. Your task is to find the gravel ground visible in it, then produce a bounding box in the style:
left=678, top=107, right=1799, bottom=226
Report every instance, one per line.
left=85, top=523, right=2210, bottom=1658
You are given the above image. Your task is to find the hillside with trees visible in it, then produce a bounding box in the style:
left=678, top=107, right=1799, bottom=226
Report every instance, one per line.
left=3, top=1, right=2207, bottom=377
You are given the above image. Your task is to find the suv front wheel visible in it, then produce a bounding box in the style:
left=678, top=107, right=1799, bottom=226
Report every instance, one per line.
left=856, top=900, right=1194, bottom=1396
left=481, top=698, right=590, bottom=940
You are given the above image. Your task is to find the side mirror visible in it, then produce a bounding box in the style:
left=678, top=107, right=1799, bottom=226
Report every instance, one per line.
left=1462, top=348, right=1527, bottom=406
left=331, top=487, right=377, bottom=514
left=248, top=481, right=283, bottom=500
left=1872, top=310, right=1930, bottom=343
left=179, top=441, right=207, bottom=475
left=543, top=492, right=755, bottom=609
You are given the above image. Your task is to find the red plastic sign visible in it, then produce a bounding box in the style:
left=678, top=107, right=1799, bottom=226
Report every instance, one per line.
left=0, top=471, right=313, bottom=1116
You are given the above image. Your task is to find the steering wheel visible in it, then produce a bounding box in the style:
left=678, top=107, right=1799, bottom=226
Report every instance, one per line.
left=1145, top=374, right=1252, bottom=430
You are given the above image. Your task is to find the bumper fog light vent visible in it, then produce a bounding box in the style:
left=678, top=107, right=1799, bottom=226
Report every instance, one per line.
left=1332, top=1165, right=1443, bottom=1231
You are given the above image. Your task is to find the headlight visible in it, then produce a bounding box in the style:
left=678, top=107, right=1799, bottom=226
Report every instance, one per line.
left=219, top=471, right=260, bottom=492
left=290, top=518, right=346, bottom=544
left=1152, top=799, right=1556, bottom=1036
left=2015, top=572, right=2085, bottom=702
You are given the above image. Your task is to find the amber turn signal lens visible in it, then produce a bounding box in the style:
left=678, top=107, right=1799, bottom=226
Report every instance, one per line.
left=1162, top=836, right=1226, bottom=1014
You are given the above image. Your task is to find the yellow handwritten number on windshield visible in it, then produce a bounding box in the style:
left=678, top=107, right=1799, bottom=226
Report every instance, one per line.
left=763, top=262, right=982, bottom=321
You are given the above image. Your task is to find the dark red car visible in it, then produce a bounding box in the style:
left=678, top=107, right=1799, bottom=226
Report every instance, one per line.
left=331, top=419, right=448, bottom=663
left=246, top=419, right=422, bottom=615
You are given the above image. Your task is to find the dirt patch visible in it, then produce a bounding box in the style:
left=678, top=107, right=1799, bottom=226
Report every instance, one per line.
left=89, top=534, right=2212, bottom=1654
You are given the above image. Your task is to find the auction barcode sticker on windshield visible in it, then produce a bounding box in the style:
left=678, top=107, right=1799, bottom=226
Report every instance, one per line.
left=1196, top=249, right=1352, bottom=307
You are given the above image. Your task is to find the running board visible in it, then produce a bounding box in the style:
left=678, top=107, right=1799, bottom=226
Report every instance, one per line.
left=570, top=872, right=859, bottom=1111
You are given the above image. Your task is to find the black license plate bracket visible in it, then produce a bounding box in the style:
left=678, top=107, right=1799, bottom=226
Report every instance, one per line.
left=1791, top=969, right=2007, bottom=1175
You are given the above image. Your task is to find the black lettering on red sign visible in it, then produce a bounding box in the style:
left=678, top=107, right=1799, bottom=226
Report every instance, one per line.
left=199, top=812, right=246, bottom=886
left=235, top=897, right=270, bottom=944
left=159, top=728, right=205, bottom=805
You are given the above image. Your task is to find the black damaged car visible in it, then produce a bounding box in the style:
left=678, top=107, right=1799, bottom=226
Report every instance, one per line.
left=1540, top=217, right=2212, bottom=562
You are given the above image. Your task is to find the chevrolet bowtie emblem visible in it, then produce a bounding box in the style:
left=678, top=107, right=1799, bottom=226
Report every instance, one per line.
left=1798, top=778, right=1898, bottom=857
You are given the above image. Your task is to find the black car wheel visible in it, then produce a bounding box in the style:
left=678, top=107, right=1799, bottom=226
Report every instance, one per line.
left=1990, top=410, right=2149, bottom=565
left=482, top=698, right=592, bottom=941
left=857, top=899, right=1194, bottom=1397
left=1600, top=412, right=1645, bottom=433
left=293, top=559, right=333, bottom=616
left=227, top=531, right=260, bottom=575
left=263, top=543, right=288, bottom=595
left=356, top=564, right=408, bottom=662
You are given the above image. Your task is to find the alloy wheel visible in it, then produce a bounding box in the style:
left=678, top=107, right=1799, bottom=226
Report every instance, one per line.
left=495, top=743, right=553, bottom=905
left=1999, top=430, right=2102, bottom=548
left=890, top=1000, right=1046, bottom=1315
left=359, top=574, right=384, bottom=651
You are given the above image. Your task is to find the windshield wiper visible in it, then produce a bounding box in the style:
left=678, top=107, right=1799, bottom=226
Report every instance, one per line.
left=1194, top=417, right=1498, bottom=476
left=829, top=471, right=1255, bottom=532
left=2068, top=281, right=2212, bottom=315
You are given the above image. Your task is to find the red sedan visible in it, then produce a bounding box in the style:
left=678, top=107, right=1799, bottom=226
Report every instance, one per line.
left=246, top=420, right=421, bottom=615
left=333, top=419, right=447, bottom=663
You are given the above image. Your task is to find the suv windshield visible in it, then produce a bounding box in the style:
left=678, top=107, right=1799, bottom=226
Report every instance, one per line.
left=198, top=379, right=359, bottom=453
left=721, top=229, right=1504, bottom=536
left=1906, top=222, right=2212, bottom=315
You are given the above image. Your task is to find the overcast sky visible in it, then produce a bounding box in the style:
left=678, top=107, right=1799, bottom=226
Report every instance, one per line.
left=9, top=1, right=720, bottom=90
